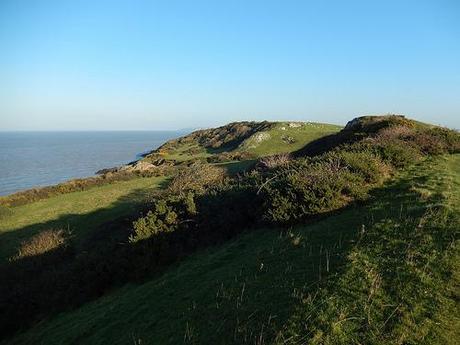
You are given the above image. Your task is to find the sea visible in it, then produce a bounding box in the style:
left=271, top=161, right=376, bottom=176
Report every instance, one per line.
left=0, top=131, right=185, bottom=196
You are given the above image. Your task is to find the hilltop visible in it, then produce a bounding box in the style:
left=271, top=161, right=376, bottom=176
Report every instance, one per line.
left=107, top=120, right=341, bottom=173
left=0, top=115, right=459, bottom=344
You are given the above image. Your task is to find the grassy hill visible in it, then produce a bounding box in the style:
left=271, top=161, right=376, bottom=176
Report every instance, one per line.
left=5, top=154, right=459, bottom=344
left=142, top=121, right=341, bottom=165
left=1, top=115, right=459, bottom=344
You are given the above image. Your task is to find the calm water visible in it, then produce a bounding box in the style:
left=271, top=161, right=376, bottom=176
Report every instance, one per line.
left=0, top=131, right=184, bottom=196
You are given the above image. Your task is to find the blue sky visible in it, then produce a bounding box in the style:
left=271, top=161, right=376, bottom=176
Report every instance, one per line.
left=0, top=0, right=459, bottom=130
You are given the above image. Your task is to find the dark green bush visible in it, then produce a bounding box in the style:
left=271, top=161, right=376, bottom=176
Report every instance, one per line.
left=130, top=193, right=197, bottom=242
left=323, top=150, right=390, bottom=184
left=261, top=159, right=361, bottom=224
left=375, top=140, right=421, bottom=168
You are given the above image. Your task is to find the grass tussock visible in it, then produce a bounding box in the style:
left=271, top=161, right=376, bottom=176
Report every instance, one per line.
left=11, top=229, right=69, bottom=260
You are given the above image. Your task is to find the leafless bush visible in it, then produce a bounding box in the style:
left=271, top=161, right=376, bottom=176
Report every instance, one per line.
left=375, top=125, right=415, bottom=141
left=258, top=153, right=292, bottom=170
left=167, top=163, right=226, bottom=196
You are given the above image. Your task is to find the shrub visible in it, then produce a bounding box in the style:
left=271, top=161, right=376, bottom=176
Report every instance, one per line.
left=323, top=150, right=391, bottom=184
left=167, top=163, right=226, bottom=196
left=413, top=127, right=460, bottom=155
left=130, top=193, right=197, bottom=242
left=261, top=159, right=354, bottom=224
left=259, top=149, right=391, bottom=224
left=196, top=180, right=263, bottom=239
left=375, top=125, right=415, bottom=141
left=258, top=153, right=292, bottom=170
left=379, top=141, right=421, bottom=167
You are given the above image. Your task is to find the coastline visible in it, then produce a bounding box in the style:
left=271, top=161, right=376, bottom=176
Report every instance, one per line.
left=0, top=131, right=184, bottom=197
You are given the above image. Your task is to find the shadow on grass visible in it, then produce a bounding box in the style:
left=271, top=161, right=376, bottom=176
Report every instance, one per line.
left=0, top=162, right=433, bottom=342
left=0, top=179, right=170, bottom=261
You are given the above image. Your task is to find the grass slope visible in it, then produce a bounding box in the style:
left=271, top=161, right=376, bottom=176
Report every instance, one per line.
left=7, top=155, right=459, bottom=345
left=147, top=121, right=341, bottom=164
left=0, top=176, right=167, bottom=261
left=238, top=122, right=341, bottom=156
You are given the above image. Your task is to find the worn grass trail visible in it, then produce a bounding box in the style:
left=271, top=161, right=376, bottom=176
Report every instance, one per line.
left=4, top=155, right=459, bottom=344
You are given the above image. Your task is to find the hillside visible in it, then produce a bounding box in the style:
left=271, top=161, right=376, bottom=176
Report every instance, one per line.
left=140, top=121, right=341, bottom=167
left=5, top=154, right=460, bottom=345
left=0, top=115, right=459, bottom=344
left=0, top=176, right=167, bottom=261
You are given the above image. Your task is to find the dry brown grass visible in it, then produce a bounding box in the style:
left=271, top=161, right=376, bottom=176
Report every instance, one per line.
left=12, top=229, right=69, bottom=260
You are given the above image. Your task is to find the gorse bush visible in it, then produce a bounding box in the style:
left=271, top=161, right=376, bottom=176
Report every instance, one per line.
left=413, top=127, right=460, bottom=155
left=260, top=161, right=350, bottom=223
left=323, top=150, right=390, bottom=184
left=259, top=151, right=387, bottom=224
left=130, top=193, right=196, bottom=243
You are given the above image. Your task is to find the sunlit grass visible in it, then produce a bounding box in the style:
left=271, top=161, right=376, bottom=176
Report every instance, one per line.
left=7, top=155, right=458, bottom=344
left=0, top=176, right=167, bottom=260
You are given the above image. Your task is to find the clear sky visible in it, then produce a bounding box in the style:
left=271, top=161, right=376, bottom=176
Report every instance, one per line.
left=0, top=0, right=459, bottom=130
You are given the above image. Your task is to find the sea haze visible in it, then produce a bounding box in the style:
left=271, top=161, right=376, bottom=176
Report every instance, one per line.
left=0, top=131, right=184, bottom=196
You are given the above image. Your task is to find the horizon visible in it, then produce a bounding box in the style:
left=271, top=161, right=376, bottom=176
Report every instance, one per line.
left=1, top=1, right=460, bottom=130
left=0, top=115, right=458, bottom=132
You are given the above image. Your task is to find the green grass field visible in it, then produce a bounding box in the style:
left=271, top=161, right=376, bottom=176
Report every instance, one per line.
left=7, top=155, right=458, bottom=344
left=238, top=122, right=341, bottom=156
left=0, top=176, right=167, bottom=261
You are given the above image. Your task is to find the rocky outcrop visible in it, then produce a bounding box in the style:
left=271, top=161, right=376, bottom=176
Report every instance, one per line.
left=96, top=158, right=171, bottom=175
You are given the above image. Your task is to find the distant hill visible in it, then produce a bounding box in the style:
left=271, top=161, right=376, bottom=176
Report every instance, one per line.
left=140, top=120, right=341, bottom=166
